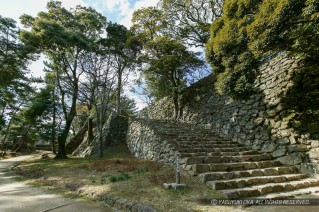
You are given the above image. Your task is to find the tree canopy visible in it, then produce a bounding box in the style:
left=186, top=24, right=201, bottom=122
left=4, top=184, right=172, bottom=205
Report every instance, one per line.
left=19, top=1, right=108, bottom=158
left=159, top=0, right=224, bottom=47
left=206, top=0, right=319, bottom=98
left=143, top=36, right=204, bottom=118
left=0, top=16, right=33, bottom=128
left=248, top=0, right=319, bottom=58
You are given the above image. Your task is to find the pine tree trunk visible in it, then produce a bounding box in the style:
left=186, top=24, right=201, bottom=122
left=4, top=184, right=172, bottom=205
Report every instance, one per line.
left=173, top=91, right=179, bottom=120
left=117, top=69, right=122, bottom=116
left=51, top=96, right=57, bottom=154
left=98, top=105, right=103, bottom=158
left=54, top=93, right=77, bottom=159
left=55, top=70, right=78, bottom=159
left=55, top=124, right=70, bottom=159
left=88, top=117, right=93, bottom=144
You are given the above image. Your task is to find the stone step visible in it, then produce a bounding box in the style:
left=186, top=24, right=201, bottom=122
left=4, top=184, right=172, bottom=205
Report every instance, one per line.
left=178, top=143, right=244, bottom=148
left=179, top=150, right=259, bottom=158
left=180, top=152, right=207, bottom=157
left=178, top=140, right=241, bottom=144
left=135, top=118, right=319, bottom=200
left=203, top=154, right=272, bottom=163
left=180, top=150, right=258, bottom=157
left=178, top=147, right=250, bottom=153
left=206, top=174, right=308, bottom=190
left=180, top=142, right=226, bottom=146
left=198, top=166, right=299, bottom=183
left=178, top=145, right=245, bottom=150
left=192, top=160, right=282, bottom=174
left=177, top=138, right=226, bottom=142
left=255, top=187, right=319, bottom=199
left=219, top=178, right=319, bottom=199
left=177, top=136, right=226, bottom=140
left=209, top=150, right=259, bottom=156
left=178, top=132, right=220, bottom=136
left=161, top=136, right=226, bottom=142
left=181, top=154, right=272, bottom=165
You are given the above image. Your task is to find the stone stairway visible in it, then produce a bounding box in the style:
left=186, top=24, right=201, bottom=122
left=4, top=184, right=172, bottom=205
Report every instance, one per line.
left=137, top=119, right=319, bottom=199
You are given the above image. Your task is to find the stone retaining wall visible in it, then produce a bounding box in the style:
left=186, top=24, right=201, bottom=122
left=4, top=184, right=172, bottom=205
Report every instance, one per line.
left=73, top=113, right=129, bottom=157
left=138, top=55, right=319, bottom=176
left=126, top=119, right=177, bottom=163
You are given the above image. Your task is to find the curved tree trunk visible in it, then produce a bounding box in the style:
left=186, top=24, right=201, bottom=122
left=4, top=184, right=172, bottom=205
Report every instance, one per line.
left=51, top=93, right=57, bottom=154
left=55, top=119, right=72, bottom=159
left=55, top=76, right=78, bottom=159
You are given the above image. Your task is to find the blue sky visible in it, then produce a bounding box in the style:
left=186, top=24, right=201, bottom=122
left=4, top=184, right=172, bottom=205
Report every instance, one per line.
left=0, top=0, right=159, bottom=109
left=0, top=0, right=159, bottom=27
left=83, top=0, right=159, bottom=27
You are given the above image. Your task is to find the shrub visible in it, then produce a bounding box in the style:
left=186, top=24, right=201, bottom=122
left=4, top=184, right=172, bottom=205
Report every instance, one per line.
left=109, top=172, right=131, bottom=183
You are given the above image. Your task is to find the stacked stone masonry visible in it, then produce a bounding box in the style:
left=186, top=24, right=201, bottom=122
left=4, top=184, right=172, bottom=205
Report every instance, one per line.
left=137, top=55, right=319, bottom=177
left=126, top=119, right=319, bottom=199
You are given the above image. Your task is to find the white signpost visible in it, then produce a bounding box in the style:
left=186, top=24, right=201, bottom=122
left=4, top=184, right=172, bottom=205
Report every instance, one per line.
left=163, top=151, right=187, bottom=190
left=176, top=151, right=180, bottom=184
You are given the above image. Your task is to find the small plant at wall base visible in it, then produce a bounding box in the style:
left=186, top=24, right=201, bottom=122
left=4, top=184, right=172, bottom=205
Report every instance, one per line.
left=214, top=69, right=256, bottom=99
left=109, top=172, right=131, bottom=183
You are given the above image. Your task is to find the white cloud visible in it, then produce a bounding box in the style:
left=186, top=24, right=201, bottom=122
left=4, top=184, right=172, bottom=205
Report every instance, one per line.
left=0, top=0, right=152, bottom=109
left=0, top=0, right=46, bottom=23
left=0, top=0, right=87, bottom=80
left=134, top=0, right=159, bottom=9
left=125, top=91, right=148, bottom=110
left=60, top=0, right=88, bottom=9
left=114, top=0, right=159, bottom=109
left=0, top=0, right=87, bottom=24
left=105, top=0, right=129, bottom=14
left=29, top=56, right=46, bottom=79
left=104, top=0, right=159, bottom=27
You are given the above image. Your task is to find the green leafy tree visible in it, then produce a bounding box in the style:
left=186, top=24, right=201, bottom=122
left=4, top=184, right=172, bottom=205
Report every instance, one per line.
left=245, top=0, right=319, bottom=137
left=0, top=16, right=34, bottom=155
left=131, top=7, right=208, bottom=117
left=78, top=51, right=104, bottom=145
left=248, top=0, right=319, bottom=58
left=8, top=86, right=53, bottom=152
left=131, top=7, right=167, bottom=43
left=118, top=96, right=138, bottom=117
left=159, top=0, right=224, bottom=47
left=44, top=71, right=59, bottom=154
left=104, top=23, right=136, bottom=115
left=20, top=1, right=107, bottom=158
left=104, top=22, right=139, bottom=115
left=0, top=16, right=32, bottom=98
left=206, top=0, right=319, bottom=98
left=144, top=36, right=204, bottom=119
left=206, top=0, right=261, bottom=98
left=79, top=42, right=116, bottom=158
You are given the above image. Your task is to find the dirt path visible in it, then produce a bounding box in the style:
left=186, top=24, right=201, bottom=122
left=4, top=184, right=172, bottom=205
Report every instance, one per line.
left=0, top=155, right=115, bottom=212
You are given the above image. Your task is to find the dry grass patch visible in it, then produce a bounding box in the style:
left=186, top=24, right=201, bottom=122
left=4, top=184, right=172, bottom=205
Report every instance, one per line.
left=81, top=158, right=163, bottom=173
left=12, top=144, right=225, bottom=211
